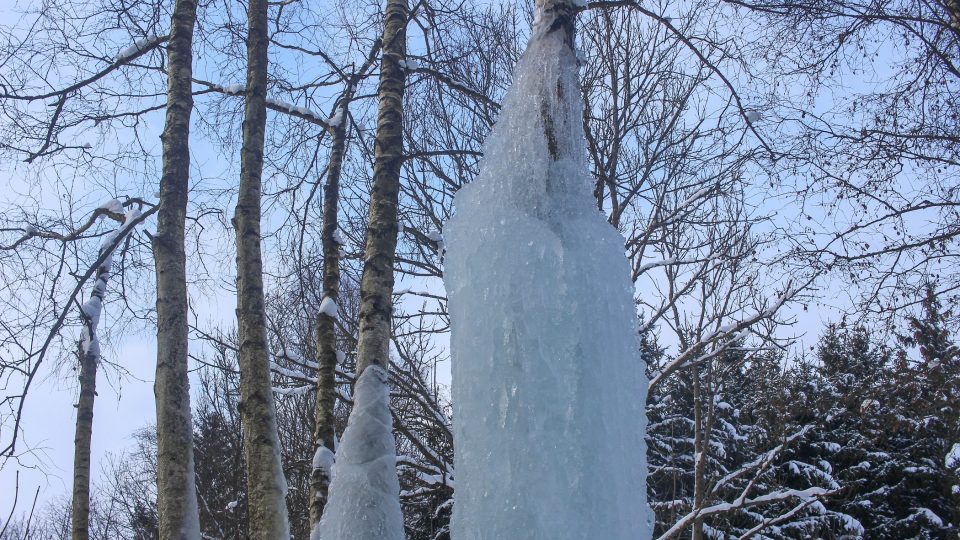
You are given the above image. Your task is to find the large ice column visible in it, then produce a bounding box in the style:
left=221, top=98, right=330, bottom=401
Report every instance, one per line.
left=315, top=365, right=404, bottom=540
left=444, top=3, right=654, bottom=539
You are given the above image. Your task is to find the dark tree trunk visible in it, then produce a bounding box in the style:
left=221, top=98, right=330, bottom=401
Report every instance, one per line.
left=309, top=109, right=348, bottom=527
left=70, top=347, right=96, bottom=540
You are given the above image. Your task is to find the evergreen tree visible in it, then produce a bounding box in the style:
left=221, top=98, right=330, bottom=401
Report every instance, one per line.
left=801, top=315, right=959, bottom=538
left=718, top=352, right=850, bottom=538
left=193, top=376, right=248, bottom=539
left=773, top=353, right=863, bottom=538
left=811, top=324, right=894, bottom=535
left=644, top=328, right=695, bottom=534
left=646, top=330, right=842, bottom=538
left=882, top=285, right=960, bottom=536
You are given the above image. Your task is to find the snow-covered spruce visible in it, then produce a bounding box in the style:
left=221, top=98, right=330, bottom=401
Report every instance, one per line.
left=315, top=365, right=403, bottom=540
left=947, top=442, right=960, bottom=470
left=444, top=2, right=653, bottom=538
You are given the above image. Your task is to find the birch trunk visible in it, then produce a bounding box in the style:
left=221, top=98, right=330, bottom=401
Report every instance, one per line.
left=355, top=0, right=408, bottom=376
left=152, top=0, right=201, bottom=536
left=309, top=42, right=380, bottom=528
left=70, top=346, right=96, bottom=540
left=309, top=108, right=348, bottom=527
left=234, top=0, right=291, bottom=535
left=72, top=209, right=139, bottom=540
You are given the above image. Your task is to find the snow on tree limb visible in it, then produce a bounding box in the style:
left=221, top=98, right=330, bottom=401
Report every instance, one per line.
left=709, top=425, right=814, bottom=498
left=656, top=487, right=835, bottom=540
left=1, top=202, right=155, bottom=459
left=649, top=283, right=796, bottom=390
left=79, top=206, right=143, bottom=357
left=114, top=35, right=164, bottom=63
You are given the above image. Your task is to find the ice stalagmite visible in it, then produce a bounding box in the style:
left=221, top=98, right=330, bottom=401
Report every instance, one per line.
left=444, top=1, right=654, bottom=538
left=315, top=365, right=404, bottom=540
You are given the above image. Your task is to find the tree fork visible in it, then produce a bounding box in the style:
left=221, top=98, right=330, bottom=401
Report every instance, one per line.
left=315, top=2, right=408, bottom=536
left=308, top=37, right=381, bottom=529
left=71, top=210, right=131, bottom=540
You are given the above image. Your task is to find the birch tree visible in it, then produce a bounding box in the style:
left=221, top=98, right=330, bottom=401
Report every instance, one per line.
left=353, top=1, right=409, bottom=377
left=309, top=43, right=382, bottom=527
left=152, top=0, right=201, bottom=535
left=232, top=0, right=291, bottom=535
left=72, top=205, right=143, bottom=540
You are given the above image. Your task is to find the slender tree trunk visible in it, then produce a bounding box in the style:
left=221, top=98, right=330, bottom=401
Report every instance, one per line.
left=691, top=364, right=717, bottom=540
left=72, top=244, right=111, bottom=540
left=72, top=209, right=138, bottom=540
left=309, top=42, right=380, bottom=530
left=309, top=106, right=348, bottom=527
left=234, top=0, right=291, bottom=536
left=355, top=0, right=408, bottom=376
left=70, top=346, right=96, bottom=540
left=153, top=0, right=201, bottom=536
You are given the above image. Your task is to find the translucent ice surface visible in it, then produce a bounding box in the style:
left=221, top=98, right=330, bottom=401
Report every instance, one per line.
left=316, top=366, right=404, bottom=540
left=444, top=7, right=653, bottom=540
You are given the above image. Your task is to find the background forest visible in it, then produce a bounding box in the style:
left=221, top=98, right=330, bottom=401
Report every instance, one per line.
left=0, top=0, right=957, bottom=538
